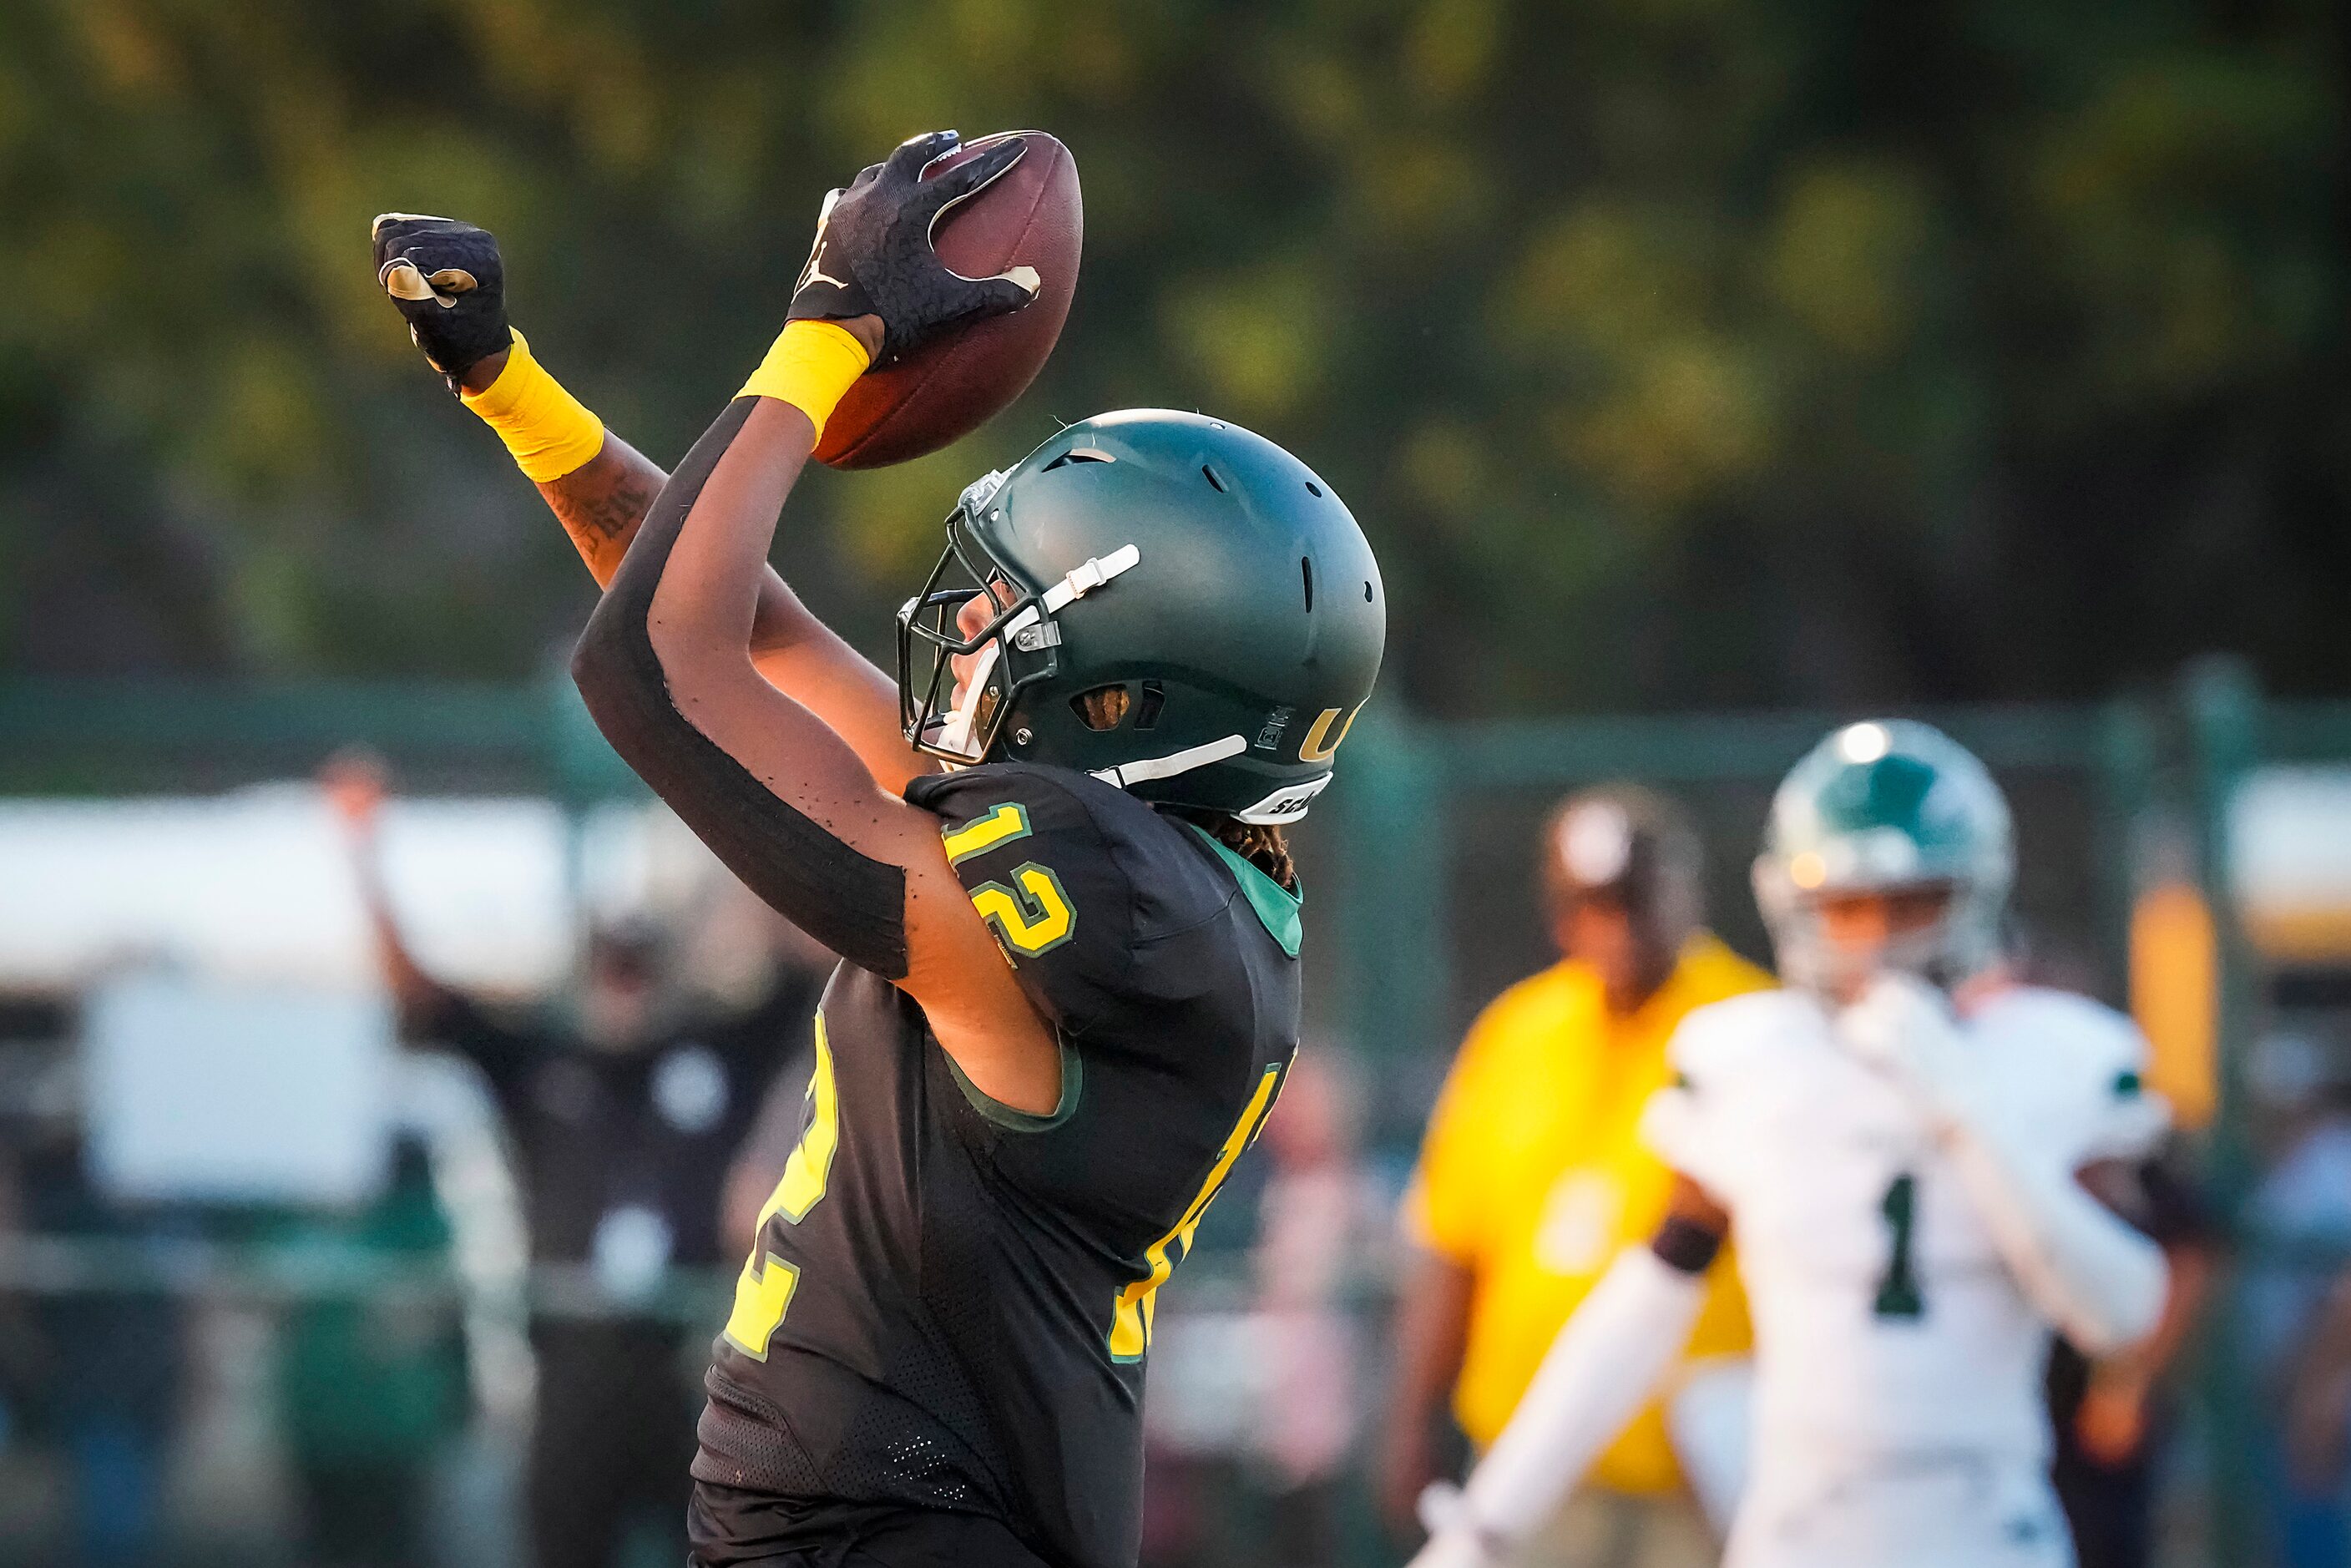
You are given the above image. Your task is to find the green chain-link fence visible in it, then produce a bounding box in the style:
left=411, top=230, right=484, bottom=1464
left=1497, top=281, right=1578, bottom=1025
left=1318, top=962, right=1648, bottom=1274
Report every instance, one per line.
left=5, top=667, right=2350, bottom=1565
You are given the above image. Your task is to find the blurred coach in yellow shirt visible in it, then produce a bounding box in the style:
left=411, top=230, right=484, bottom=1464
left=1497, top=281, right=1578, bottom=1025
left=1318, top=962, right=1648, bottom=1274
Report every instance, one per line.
left=1381, top=787, right=1772, bottom=1568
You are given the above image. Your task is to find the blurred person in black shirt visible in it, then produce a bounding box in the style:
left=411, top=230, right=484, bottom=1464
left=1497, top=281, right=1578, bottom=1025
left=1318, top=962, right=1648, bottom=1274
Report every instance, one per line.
left=2045, top=1145, right=2217, bottom=1568
left=2012, top=939, right=2216, bottom=1568
left=325, top=757, right=825, bottom=1568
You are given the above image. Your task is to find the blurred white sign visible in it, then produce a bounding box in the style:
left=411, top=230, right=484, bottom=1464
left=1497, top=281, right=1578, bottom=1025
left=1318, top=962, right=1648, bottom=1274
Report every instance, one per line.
left=2237, top=768, right=2351, bottom=907
left=83, top=971, right=395, bottom=1207
left=0, top=786, right=730, bottom=994
left=2235, top=767, right=2351, bottom=961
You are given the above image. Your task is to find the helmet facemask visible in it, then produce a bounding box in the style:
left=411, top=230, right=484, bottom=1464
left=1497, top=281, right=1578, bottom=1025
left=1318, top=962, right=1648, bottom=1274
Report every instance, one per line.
left=896, top=467, right=1139, bottom=769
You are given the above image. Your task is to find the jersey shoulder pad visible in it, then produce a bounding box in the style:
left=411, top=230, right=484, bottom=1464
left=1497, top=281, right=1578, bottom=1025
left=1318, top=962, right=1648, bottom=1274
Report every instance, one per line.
left=1644, top=989, right=1807, bottom=1197
left=906, top=763, right=1233, bottom=1033
left=1665, top=987, right=1813, bottom=1091
left=1984, top=986, right=2169, bottom=1163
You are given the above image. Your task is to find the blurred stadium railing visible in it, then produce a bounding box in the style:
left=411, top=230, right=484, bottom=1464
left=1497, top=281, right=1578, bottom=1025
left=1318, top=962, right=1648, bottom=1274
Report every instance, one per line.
left=5, top=665, right=2351, bottom=1565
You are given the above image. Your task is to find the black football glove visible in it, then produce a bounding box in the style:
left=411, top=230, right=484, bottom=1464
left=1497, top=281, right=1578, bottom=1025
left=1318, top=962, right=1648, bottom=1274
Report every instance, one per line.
left=372, top=213, right=512, bottom=390
left=786, top=130, right=1041, bottom=366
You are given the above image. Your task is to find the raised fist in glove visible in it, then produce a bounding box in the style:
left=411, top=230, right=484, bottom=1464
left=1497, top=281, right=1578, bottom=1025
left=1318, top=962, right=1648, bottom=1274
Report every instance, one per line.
left=1838, top=972, right=1982, bottom=1135
left=372, top=214, right=510, bottom=388
left=787, top=129, right=1039, bottom=366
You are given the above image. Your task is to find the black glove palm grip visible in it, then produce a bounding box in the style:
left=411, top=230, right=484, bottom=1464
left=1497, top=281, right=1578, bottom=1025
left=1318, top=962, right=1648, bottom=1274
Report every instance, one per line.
left=786, top=130, right=1040, bottom=366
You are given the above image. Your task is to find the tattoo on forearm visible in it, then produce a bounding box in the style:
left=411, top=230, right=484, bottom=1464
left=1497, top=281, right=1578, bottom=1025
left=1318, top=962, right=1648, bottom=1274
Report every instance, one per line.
left=562, top=469, right=657, bottom=542
left=543, top=450, right=665, bottom=579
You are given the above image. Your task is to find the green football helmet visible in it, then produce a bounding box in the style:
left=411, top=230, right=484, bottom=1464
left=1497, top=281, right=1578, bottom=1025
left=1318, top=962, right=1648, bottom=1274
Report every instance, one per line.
left=1753, top=720, right=2015, bottom=993
left=896, top=409, right=1386, bottom=822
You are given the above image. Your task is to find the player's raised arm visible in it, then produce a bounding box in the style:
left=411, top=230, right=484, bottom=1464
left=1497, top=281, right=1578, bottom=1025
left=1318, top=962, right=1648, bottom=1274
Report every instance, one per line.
left=369, top=214, right=922, bottom=789
left=568, top=131, right=1054, bottom=1108
left=1410, top=1176, right=1728, bottom=1568
left=1841, top=974, right=2169, bottom=1353
left=372, top=213, right=652, bottom=582
left=318, top=751, right=447, bottom=1019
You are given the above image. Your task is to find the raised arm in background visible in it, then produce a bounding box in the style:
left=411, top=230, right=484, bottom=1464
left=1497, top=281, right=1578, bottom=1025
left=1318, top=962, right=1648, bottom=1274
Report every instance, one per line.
left=319, top=751, right=447, bottom=1019
left=372, top=216, right=925, bottom=792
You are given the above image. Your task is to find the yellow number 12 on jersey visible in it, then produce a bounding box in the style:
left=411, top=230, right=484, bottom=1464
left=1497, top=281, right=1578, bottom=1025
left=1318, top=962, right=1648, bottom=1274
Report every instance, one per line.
left=1109, top=1062, right=1284, bottom=1362
left=723, top=1014, right=840, bottom=1360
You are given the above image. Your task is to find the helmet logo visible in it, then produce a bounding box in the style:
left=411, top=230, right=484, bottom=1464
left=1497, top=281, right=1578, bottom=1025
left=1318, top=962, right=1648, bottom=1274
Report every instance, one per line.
left=1298, top=705, right=1358, bottom=763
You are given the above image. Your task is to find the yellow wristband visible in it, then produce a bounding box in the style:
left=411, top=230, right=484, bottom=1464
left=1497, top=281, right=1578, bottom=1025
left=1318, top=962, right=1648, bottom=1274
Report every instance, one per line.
left=458, top=330, right=607, bottom=483
left=738, top=320, right=872, bottom=440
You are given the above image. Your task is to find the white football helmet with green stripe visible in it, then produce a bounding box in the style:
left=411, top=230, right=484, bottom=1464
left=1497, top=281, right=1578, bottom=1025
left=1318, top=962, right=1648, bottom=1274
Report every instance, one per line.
left=1755, top=720, right=2015, bottom=993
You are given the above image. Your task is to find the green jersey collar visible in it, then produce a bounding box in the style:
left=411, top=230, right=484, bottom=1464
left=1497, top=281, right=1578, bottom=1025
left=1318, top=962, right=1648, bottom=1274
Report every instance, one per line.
left=1185, top=823, right=1302, bottom=958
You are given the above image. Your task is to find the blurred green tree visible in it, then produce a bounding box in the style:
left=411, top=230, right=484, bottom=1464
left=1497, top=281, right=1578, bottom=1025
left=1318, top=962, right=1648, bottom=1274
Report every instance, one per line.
left=0, top=0, right=2343, bottom=709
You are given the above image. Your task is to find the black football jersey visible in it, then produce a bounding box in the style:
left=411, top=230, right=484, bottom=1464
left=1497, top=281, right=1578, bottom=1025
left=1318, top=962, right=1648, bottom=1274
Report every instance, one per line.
left=690, top=762, right=1302, bottom=1568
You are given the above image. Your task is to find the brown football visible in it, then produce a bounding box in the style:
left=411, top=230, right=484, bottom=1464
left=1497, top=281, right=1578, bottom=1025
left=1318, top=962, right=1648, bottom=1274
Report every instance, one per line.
left=814, top=130, right=1082, bottom=470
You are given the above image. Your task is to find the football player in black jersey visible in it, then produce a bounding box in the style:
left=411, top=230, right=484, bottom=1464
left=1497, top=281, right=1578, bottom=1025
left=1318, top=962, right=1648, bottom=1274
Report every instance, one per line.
left=372, top=130, right=1385, bottom=1568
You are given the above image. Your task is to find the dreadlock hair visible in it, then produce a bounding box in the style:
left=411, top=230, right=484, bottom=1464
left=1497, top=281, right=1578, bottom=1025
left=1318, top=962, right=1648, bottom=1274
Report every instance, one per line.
left=1075, top=684, right=1297, bottom=892
left=1207, top=815, right=1297, bottom=892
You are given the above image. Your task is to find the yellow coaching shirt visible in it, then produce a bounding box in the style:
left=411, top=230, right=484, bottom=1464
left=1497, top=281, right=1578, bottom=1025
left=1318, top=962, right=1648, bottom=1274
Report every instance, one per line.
left=1404, top=935, right=1772, bottom=1496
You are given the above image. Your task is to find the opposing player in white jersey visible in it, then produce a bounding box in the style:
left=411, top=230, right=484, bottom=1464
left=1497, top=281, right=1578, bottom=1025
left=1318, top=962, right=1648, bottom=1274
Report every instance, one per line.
left=1412, top=720, right=2172, bottom=1568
